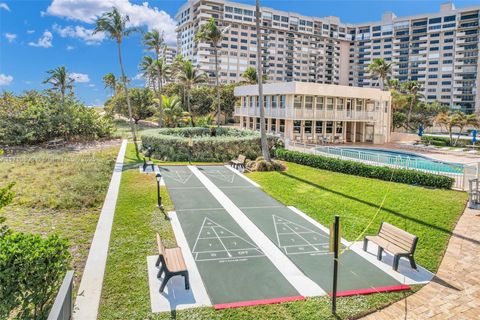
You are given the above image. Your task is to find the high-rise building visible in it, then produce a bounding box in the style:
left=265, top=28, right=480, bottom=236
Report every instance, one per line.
left=163, top=46, right=177, bottom=65
left=176, top=0, right=479, bottom=113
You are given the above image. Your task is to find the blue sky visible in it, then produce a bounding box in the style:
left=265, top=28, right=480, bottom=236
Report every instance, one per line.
left=0, top=0, right=478, bottom=106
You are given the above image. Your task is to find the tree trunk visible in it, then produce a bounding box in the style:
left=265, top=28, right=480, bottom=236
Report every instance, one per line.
left=117, top=41, right=137, bottom=142
left=187, top=89, right=195, bottom=127
left=256, top=0, right=271, bottom=162
left=214, top=46, right=221, bottom=125
left=406, top=95, right=414, bottom=131
left=156, top=51, right=164, bottom=128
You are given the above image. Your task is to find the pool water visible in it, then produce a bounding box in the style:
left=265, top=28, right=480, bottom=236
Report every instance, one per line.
left=315, top=147, right=464, bottom=174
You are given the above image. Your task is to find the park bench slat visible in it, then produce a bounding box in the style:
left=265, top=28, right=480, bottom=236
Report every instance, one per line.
left=155, top=233, right=190, bottom=292
left=364, top=222, right=418, bottom=271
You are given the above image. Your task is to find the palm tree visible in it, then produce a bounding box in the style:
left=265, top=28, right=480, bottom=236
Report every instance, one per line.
left=162, top=95, right=189, bottom=127
left=367, top=58, right=392, bottom=90
left=176, top=60, right=208, bottom=127
left=241, top=66, right=268, bottom=85
left=94, top=8, right=138, bottom=143
left=143, top=30, right=168, bottom=127
left=195, top=17, right=228, bottom=125
left=103, top=73, right=119, bottom=97
left=255, top=0, right=270, bottom=162
left=401, top=80, right=423, bottom=130
left=435, top=111, right=479, bottom=146
left=388, top=79, right=400, bottom=91
left=43, top=66, right=74, bottom=105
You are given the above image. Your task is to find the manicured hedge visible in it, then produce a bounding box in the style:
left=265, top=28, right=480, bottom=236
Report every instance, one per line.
left=141, top=127, right=278, bottom=162
left=421, top=135, right=471, bottom=147
left=275, top=148, right=455, bottom=189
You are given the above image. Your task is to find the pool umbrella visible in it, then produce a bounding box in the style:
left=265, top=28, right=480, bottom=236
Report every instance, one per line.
left=472, top=129, right=477, bottom=145
left=418, top=124, right=424, bottom=137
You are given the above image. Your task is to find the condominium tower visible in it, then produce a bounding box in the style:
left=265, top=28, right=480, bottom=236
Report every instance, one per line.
left=176, top=1, right=479, bottom=113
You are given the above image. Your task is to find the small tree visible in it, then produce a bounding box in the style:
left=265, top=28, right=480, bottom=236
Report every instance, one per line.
left=0, top=182, right=14, bottom=236
left=42, top=66, right=74, bottom=106
left=435, top=111, right=479, bottom=146
left=241, top=66, right=268, bottom=85
left=176, top=61, right=208, bottom=127
left=109, top=88, right=156, bottom=124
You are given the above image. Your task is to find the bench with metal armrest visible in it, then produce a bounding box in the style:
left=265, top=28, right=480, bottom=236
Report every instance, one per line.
left=363, top=222, right=418, bottom=271
left=230, top=154, right=246, bottom=169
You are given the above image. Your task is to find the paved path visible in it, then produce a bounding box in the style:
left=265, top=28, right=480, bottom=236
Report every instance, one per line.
left=73, top=139, right=127, bottom=320
left=364, top=206, right=480, bottom=319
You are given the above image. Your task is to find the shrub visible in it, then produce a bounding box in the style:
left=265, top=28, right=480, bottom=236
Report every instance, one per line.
left=0, top=232, right=71, bottom=320
left=246, top=157, right=286, bottom=172
left=275, top=148, right=455, bottom=189
left=422, top=135, right=471, bottom=147
left=141, top=127, right=279, bottom=162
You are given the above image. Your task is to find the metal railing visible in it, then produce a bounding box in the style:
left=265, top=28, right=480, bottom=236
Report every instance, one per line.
left=47, top=271, right=74, bottom=320
left=288, top=141, right=474, bottom=190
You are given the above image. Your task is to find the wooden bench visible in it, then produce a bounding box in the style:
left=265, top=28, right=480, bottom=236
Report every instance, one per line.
left=363, top=222, right=418, bottom=271
left=230, top=154, right=246, bottom=169
left=155, top=233, right=189, bottom=292
left=46, top=138, right=66, bottom=149
left=143, top=158, right=154, bottom=172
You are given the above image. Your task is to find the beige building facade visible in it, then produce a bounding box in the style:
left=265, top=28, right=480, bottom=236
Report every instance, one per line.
left=234, top=82, right=392, bottom=144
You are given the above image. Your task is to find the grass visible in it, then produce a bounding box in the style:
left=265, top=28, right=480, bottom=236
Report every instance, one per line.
left=99, top=143, right=429, bottom=320
left=247, top=162, right=467, bottom=272
left=0, top=145, right=120, bottom=284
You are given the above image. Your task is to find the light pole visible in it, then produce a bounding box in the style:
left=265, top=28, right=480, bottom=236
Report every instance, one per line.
left=155, top=172, right=162, bottom=209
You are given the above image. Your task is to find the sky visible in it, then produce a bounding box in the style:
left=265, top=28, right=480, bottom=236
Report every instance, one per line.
left=0, top=0, right=478, bottom=106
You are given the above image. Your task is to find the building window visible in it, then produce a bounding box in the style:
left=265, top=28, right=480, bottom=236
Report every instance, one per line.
left=243, top=97, right=248, bottom=108
left=279, top=119, right=285, bottom=133
left=293, top=120, right=301, bottom=134
left=356, top=99, right=364, bottom=111
left=271, top=96, right=277, bottom=108
left=305, top=96, right=313, bottom=109
left=304, top=121, right=313, bottom=134
left=271, top=119, right=276, bottom=132
left=326, top=97, right=334, bottom=110
left=249, top=117, right=254, bottom=129
left=337, top=98, right=344, bottom=110
left=256, top=118, right=260, bottom=130
left=280, top=95, right=286, bottom=108
left=264, top=96, right=270, bottom=109
left=316, top=96, right=324, bottom=110
left=250, top=96, right=255, bottom=108
left=294, top=95, right=303, bottom=109
left=315, top=121, right=323, bottom=134
left=326, top=121, right=333, bottom=134
left=336, top=122, right=343, bottom=134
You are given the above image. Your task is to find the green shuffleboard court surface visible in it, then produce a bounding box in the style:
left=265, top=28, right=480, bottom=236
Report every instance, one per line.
left=197, top=166, right=403, bottom=294
left=158, top=166, right=302, bottom=307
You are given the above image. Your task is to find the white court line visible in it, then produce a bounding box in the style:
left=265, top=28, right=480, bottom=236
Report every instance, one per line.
left=176, top=207, right=225, bottom=212
left=189, top=166, right=325, bottom=297
left=224, top=165, right=261, bottom=187
left=238, top=205, right=284, bottom=209
left=287, top=206, right=433, bottom=285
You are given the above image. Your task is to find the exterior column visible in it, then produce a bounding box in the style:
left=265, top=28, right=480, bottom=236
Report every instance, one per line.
left=362, top=122, right=366, bottom=143
left=353, top=122, right=357, bottom=143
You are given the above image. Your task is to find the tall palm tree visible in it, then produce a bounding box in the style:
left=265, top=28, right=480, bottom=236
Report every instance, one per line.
left=102, top=73, right=118, bottom=97
left=255, top=0, right=271, bottom=162
left=94, top=8, right=138, bottom=143
left=143, top=30, right=167, bottom=127
left=401, top=80, right=423, bottom=130
left=177, top=60, right=208, bottom=127
left=367, top=58, right=392, bottom=90
left=241, top=66, right=268, bottom=85
left=43, top=66, right=74, bottom=105
left=195, top=17, right=228, bottom=125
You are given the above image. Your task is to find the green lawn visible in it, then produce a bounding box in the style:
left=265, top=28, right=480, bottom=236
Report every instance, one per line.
left=98, top=144, right=434, bottom=320
left=0, top=145, right=120, bottom=286
left=247, top=162, right=467, bottom=272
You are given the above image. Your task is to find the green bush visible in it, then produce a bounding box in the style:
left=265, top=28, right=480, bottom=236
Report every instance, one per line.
left=0, top=91, right=114, bottom=145
left=141, top=127, right=279, bottom=162
left=275, top=148, right=455, bottom=189
left=0, top=232, right=71, bottom=320
left=421, top=135, right=471, bottom=147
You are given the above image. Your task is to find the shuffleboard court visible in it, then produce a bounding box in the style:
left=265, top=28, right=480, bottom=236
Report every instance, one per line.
left=197, top=166, right=408, bottom=295
left=158, top=166, right=303, bottom=308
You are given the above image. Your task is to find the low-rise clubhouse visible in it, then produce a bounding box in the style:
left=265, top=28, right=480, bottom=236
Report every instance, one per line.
left=234, top=82, right=392, bottom=144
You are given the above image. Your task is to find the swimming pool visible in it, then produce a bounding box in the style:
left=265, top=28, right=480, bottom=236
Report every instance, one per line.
left=314, top=147, right=464, bottom=174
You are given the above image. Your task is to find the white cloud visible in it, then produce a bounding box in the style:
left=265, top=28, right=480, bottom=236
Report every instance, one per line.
left=27, top=30, right=35, bottom=34
left=66, top=45, right=75, bottom=50
left=132, top=73, right=143, bottom=81
left=4, top=33, right=17, bottom=43
left=69, top=72, right=90, bottom=83
left=0, top=3, right=10, bottom=11
left=53, top=23, right=105, bottom=45
left=88, top=83, right=95, bottom=87
left=28, top=30, right=53, bottom=48
left=46, top=0, right=177, bottom=44
left=0, top=74, right=13, bottom=86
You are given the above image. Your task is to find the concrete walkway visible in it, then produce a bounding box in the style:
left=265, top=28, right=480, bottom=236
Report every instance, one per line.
left=73, top=139, right=127, bottom=320
left=364, top=206, right=480, bottom=319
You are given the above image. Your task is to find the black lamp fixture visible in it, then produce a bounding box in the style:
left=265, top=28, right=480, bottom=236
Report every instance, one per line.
left=155, top=172, right=162, bottom=209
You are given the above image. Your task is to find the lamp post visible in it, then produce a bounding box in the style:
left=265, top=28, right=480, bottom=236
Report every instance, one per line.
left=155, top=172, right=162, bottom=209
